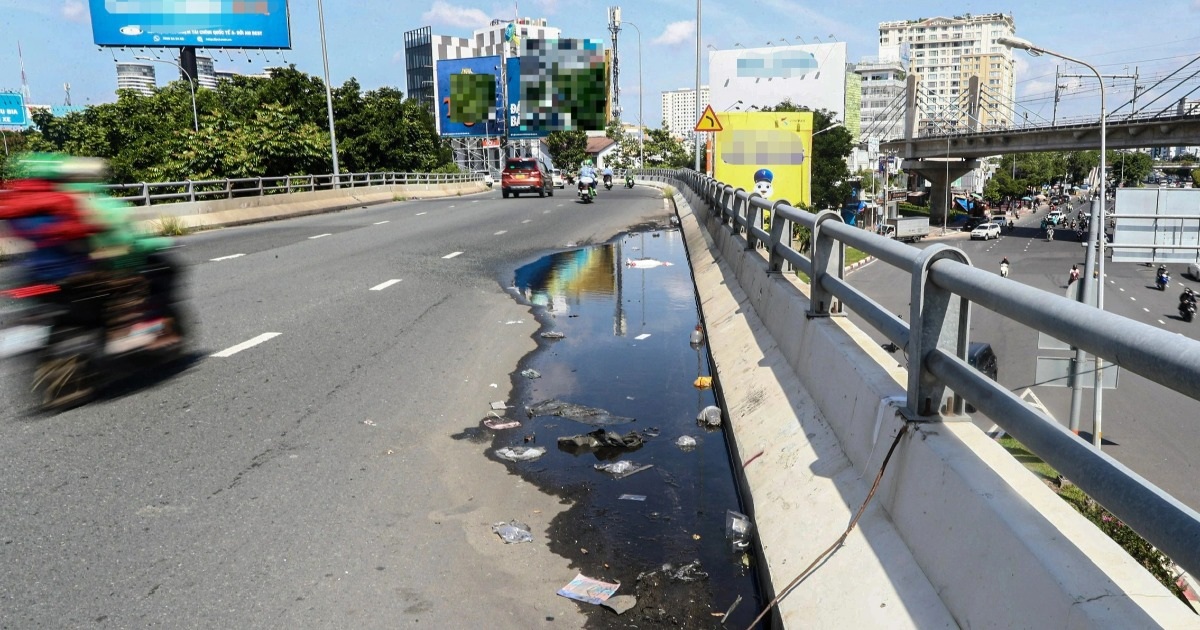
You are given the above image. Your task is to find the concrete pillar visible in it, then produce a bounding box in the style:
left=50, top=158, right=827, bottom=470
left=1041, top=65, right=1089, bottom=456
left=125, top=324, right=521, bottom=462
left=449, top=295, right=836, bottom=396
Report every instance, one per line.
left=902, top=158, right=980, bottom=227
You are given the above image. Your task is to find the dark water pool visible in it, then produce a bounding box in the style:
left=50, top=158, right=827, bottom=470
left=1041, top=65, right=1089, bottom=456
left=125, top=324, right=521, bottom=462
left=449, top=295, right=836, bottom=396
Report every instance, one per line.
left=497, top=228, right=761, bottom=628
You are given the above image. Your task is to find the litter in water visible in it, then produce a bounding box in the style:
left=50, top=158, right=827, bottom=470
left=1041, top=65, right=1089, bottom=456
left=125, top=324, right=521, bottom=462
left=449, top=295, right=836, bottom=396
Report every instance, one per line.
left=602, top=594, right=638, bottom=615
left=540, top=331, right=565, bottom=339
left=483, top=413, right=521, bottom=430
left=594, top=461, right=654, bottom=479
left=696, top=405, right=722, bottom=428
left=726, top=510, right=753, bottom=550
left=619, top=494, right=647, bottom=501
left=490, top=401, right=509, bottom=410
left=634, top=333, right=651, bottom=340
left=693, top=376, right=713, bottom=389
left=625, top=258, right=674, bottom=269
left=495, top=446, right=546, bottom=461
left=492, top=520, right=533, bottom=544
left=527, top=399, right=635, bottom=426
left=558, top=429, right=645, bottom=452
left=557, top=573, right=621, bottom=606
left=689, top=325, right=704, bottom=345
left=521, top=368, right=542, bottom=379
left=675, top=435, right=697, bottom=450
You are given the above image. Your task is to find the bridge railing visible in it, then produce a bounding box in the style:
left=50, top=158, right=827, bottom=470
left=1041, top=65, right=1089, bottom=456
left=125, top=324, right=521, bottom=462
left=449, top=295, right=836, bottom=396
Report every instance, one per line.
left=100, top=171, right=482, bottom=206
left=640, top=167, right=1200, bottom=580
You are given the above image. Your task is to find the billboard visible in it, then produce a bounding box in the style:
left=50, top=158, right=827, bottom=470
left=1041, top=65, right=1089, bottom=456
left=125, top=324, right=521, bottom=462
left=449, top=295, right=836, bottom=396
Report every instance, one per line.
left=713, top=111, right=813, bottom=208
left=0, top=93, right=28, bottom=128
left=88, top=0, right=292, bottom=48
left=434, top=56, right=501, bottom=138
left=709, top=43, right=848, bottom=120
left=507, top=38, right=608, bottom=139
left=1111, top=188, right=1200, bottom=264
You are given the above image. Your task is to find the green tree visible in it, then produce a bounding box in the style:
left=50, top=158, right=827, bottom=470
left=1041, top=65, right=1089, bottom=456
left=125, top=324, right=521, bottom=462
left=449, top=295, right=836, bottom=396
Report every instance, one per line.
left=756, top=100, right=854, bottom=209
left=643, top=126, right=691, bottom=168
left=544, top=130, right=587, bottom=171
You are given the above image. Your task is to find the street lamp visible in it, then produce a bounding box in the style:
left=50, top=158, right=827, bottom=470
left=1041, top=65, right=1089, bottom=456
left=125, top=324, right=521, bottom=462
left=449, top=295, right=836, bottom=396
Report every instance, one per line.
left=317, top=0, right=341, bottom=186
left=999, top=35, right=1108, bottom=447
left=624, top=20, right=646, bottom=168
left=135, top=56, right=198, bottom=132
left=724, top=100, right=743, bottom=112
left=694, top=0, right=702, bottom=171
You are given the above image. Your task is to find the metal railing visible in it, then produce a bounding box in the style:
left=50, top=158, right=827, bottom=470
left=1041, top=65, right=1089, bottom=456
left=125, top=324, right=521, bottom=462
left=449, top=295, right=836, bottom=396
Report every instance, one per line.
left=99, top=171, right=482, bottom=207
left=641, top=167, right=1200, bottom=580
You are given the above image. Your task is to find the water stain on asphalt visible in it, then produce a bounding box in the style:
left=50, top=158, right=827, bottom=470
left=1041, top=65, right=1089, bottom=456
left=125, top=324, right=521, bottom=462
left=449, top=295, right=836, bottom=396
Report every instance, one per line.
left=473, top=226, right=762, bottom=628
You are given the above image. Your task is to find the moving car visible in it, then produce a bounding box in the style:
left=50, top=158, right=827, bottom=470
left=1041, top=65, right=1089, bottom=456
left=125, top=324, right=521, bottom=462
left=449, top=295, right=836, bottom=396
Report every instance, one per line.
left=1188, top=261, right=1200, bottom=281
left=1046, top=210, right=1064, bottom=225
left=474, top=171, right=494, bottom=187
left=501, top=158, right=552, bottom=198
left=550, top=168, right=565, bottom=189
left=970, top=222, right=1002, bottom=240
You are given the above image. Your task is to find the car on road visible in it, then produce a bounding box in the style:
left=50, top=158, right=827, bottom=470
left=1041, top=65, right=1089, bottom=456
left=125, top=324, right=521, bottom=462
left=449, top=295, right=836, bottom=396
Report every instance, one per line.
left=1188, top=261, right=1200, bottom=281
left=501, top=158, right=552, bottom=198
left=474, top=171, right=494, bottom=188
left=1046, top=210, right=1064, bottom=225
left=962, top=216, right=988, bottom=232
left=970, top=222, right=1002, bottom=240
left=550, top=168, right=565, bottom=189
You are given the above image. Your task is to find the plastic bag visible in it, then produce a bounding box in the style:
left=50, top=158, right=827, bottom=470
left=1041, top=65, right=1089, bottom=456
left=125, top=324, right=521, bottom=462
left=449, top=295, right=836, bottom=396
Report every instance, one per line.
left=675, top=435, right=697, bottom=450
left=594, top=461, right=654, bottom=479
left=492, top=520, right=533, bottom=544
left=495, top=446, right=546, bottom=461
left=696, top=406, right=722, bottom=428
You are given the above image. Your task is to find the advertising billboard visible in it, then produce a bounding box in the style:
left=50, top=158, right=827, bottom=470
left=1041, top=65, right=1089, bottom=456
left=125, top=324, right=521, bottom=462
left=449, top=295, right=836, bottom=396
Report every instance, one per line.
left=88, top=0, right=292, bottom=48
left=709, top=43, right=848, bottom=120
left=434, top=56, right=502, bottom=138
left=713, top=111, right=813, bottom=208
left=0, top=93, right=28, bottom=128
left=506, top=38, right=608, bottom=139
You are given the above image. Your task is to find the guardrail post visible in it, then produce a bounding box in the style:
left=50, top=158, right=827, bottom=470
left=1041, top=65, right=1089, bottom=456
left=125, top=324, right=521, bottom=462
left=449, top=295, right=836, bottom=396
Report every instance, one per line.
left=139, top=183, right=149, bottom=206
left=256, top=177, right=263, bottom=196
left=186, top=180, right=195, bottom=202
left=728, top=188, right=747, bottom=230
left=768, top=200, right=793, bottom=274
left=745, top=194, right=765, bottom=249
left=907, top=245, right=973, bottom=419
left=809, top=210, right=845, bottom=317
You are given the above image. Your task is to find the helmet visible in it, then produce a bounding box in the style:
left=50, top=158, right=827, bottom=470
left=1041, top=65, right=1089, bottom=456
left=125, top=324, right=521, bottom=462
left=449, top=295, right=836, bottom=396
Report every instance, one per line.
left=12, top=152, right=108, bottom=182
left=584, top=159, right=593, bottom=167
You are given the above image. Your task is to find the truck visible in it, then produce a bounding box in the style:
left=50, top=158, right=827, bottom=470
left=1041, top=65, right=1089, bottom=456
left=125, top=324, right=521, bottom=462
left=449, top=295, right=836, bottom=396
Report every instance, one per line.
left=879, top=216, right=931, bottom=243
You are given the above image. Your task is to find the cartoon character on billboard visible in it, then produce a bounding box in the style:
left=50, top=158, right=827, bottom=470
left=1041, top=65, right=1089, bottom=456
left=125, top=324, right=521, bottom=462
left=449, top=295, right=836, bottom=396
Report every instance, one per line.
left=753, top=168, right=774, bottom=199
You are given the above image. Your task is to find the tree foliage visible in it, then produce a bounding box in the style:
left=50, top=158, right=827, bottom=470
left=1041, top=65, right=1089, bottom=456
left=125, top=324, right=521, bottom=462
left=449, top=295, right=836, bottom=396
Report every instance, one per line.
left=544, top=130, right=588, bottom=171
left=757, top=100, right=854, bottom=209
left=644, top=124, right=691, bottom=168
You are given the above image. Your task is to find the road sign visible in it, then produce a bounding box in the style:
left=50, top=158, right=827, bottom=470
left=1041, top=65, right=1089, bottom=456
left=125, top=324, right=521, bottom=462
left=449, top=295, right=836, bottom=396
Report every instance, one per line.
left=0, top=92, right=28, bottom=127
left=694, top=105, right=723, bottom=132
left=1035, top=356, right=1119, bottom=389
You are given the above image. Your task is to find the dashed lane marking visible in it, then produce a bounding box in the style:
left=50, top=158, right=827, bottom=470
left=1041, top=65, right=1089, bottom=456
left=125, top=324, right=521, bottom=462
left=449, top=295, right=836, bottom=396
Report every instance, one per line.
left=374, top=220, right=390, bottom=225
left=370, top=279, right=402, bottom=291
left=416, top=212, right=428, bottom=216
left=309, top=233, right=331, bottom=240
left=212, top=332, right=282, bottom=358
left=443, top=251, right=463, bottom=259
left=1144, top=307, right=1150, bottom=312
left=494, top=230, right=508, bottom=235
left=210, top=254, right=245, bottom=262
left=522, top=219, right=532, bottom=224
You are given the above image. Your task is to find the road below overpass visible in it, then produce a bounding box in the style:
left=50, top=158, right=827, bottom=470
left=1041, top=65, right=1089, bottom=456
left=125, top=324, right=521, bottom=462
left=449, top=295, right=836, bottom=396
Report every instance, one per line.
left=846, top=198, right=1200, bottom=513
left=0, top=185, right=680, bottom=627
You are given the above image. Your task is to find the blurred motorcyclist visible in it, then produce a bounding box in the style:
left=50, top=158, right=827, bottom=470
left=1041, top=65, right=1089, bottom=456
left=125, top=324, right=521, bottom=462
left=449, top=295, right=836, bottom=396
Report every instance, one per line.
left=579, top=160, right=598, bottom=194
left=602, top=165, right=614, bottom=187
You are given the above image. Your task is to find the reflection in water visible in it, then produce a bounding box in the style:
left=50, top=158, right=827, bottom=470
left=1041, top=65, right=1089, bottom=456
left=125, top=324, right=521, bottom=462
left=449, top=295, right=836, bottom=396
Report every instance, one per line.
left=512, top=243, right=620, bottom=319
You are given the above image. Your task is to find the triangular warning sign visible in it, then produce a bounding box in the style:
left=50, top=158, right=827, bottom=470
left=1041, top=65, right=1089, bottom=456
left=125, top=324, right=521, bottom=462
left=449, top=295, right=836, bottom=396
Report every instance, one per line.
left=694, top=105, right=723, bottom=132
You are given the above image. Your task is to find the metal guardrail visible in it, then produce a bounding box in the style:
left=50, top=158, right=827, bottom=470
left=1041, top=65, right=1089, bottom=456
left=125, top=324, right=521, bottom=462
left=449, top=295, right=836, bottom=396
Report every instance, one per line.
left=641, top=167, right=1200, bottom=580
left=99, top=172, right=482, bottom=207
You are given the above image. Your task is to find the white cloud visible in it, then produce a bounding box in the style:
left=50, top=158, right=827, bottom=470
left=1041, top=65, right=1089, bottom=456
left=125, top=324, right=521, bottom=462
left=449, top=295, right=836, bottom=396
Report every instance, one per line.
left=61, top=0, right=86, bottom=21
left=652, top=21, right=695, bottom=46
left=421, top=1, right=490, bottom=29
left=392, top=50, right=404, bottom=63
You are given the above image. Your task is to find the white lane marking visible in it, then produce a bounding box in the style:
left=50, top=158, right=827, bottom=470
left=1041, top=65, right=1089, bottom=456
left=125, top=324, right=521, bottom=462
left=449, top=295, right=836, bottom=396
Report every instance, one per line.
left=370, top=279, right=403, bottom=291
left=309, top=233, right=331, bottom=240
left=494, top=230, right=508, bottom=236
left=1130, top=297, right=1137, bottom=302
left=522, top=219, right=532, bottom=224
left=1119, top=287, right=1125, bottom=292
left=416, top=212, right=427, bottom=216
left=374, top=220, right=390, bottom=225
left=212, top=332, right=281, bottom=358
left=1159, top=320, right=1166, bottom=325
left=210, top=253, right=245, bottom=262
left=635, top=333, right=651, bottom=340
left=1143, top=307, right=1150, bottom=312
left=449, top=205, right=456, bottom=208
left=443, top=251, right=463, bottom=259
left=543, top=210, right=551, bottom=214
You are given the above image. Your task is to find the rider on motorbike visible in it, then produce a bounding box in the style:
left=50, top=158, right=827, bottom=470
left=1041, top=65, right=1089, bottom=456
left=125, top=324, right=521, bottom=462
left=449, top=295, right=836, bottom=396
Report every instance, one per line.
left=602, top=165, right=614, bottom=188
left=1182, top=287, right=1197, bottom=307
left=1000, top=257, right=1010, bottom=278
left=579, top=160, right=598, bottom=196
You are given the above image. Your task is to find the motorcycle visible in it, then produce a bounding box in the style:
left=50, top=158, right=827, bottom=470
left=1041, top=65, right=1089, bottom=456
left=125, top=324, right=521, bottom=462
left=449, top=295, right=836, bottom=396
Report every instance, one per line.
left=603, top=174, right=613, bottom=190
left=999, top=262, right=1010, bottom=278
left=1046, top=227, right=1055, bottom=241
left=577, top=176, right=596, bottom=203
left=624, top=175, right=634, bottom=189
left=1181, top=299, right=1197, bottom=322
left=1156, top=271, right=1170, bottom=291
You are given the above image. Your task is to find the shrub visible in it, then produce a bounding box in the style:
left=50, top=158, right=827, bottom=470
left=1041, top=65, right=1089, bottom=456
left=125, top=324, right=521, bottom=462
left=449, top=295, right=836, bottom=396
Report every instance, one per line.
left=155, top=215, right=189, bottom=236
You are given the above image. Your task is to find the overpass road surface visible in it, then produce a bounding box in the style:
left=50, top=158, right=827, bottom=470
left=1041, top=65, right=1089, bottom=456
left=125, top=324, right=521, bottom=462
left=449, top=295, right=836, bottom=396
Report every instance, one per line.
left=0, top=186, right=675, bottom=627
left=846, top=198, right=1200, bottom=513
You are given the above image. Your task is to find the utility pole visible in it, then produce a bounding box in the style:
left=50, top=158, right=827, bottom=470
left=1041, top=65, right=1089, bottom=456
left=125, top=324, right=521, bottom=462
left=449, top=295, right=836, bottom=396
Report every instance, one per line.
left=608, top=7, right=621, bottom=120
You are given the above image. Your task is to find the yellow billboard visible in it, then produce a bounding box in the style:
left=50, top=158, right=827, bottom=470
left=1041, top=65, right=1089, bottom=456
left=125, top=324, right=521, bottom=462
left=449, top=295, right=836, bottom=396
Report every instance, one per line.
left=713, top=111, right=813, bottom=208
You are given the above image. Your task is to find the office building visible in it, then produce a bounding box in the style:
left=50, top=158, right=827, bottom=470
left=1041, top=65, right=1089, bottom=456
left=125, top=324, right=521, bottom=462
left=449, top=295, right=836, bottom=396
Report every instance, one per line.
left=195, top=55, right=218, bottom=90
left=877, top=13, right=1016, bottom=133
left=661, top=86, right=709, bottom=139
left=115, top=62, right=156, bottom=96
left=854, top=57, right=908, bottom=143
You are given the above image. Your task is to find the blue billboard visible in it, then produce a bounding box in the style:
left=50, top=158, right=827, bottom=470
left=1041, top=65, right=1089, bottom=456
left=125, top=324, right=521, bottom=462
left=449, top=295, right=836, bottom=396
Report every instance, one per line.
left=0, top=93, right=28, bottom=128
left=434, top=56, right=502, bottom=138
left=88, top=0, right=292, bottom=48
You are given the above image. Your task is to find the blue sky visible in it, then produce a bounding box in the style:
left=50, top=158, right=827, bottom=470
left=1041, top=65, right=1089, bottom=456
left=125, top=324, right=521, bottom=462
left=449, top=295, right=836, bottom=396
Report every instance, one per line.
left=1, top=0, right=1198, bottom=130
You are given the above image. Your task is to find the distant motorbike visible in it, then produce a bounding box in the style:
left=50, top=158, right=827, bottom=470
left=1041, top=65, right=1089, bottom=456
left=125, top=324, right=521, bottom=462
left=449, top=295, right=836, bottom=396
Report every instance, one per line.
left=624, top=175, right=634, bottom=189
left=603, top=174, right=613, bottom=190
left=1000, top=262, right=1010, bottom=278
left=578, top=176, right=596, bottom=203
left=1180, top=300, right=1197, bottom=322
left=1157, top=271, right=1170, bottom=291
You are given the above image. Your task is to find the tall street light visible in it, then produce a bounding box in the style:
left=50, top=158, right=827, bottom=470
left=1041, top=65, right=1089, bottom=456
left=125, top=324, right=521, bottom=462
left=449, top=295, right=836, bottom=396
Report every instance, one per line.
left=624, top=20, right=646, bottom=168
left=694, top=0, right=702, bottom=171
left=317, top=0, right=341, bottom=186
left=135, top=56, right=198, bottom=132
left=999, top=35, right=1108, bottom=447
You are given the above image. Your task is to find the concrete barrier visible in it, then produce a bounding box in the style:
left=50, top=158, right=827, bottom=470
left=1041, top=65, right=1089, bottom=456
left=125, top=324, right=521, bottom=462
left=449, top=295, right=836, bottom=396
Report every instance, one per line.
left=663, top=179, right=1197, bottom=628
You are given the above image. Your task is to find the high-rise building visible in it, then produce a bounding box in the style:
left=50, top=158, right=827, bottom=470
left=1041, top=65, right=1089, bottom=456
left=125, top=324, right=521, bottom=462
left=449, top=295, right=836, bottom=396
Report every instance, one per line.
left=877, top=13, right=1016, bottom=134
left=404, top=26, right=434, bottom=114
left=661, top=86, right=709, bottom=139
left=195, top=55, right=218, bottom=90
left=116, top=62, right=156, bottom=96
left=854, top=57, right=908, bottom=143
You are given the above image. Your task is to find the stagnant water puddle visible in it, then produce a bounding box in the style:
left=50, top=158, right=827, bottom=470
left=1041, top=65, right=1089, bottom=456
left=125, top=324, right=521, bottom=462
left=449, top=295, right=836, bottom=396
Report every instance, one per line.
left=479, top=227, right=761, bottom=627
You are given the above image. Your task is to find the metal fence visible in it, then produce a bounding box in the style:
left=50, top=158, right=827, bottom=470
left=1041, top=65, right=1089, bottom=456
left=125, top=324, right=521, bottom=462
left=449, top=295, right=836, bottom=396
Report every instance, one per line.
left=641, top=168, right=1200, bottom=580
left=100, top=171, right=482, bottom=207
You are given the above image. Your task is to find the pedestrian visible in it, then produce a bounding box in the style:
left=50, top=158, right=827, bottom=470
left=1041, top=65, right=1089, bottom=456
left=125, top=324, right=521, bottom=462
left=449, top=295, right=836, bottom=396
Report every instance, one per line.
left=1069, top=264, right=1080, bottom=285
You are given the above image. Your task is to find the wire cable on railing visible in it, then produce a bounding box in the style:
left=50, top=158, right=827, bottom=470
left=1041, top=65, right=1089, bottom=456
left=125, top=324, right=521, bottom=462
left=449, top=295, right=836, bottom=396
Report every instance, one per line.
left=1112, top=53, right=1200, bottom=119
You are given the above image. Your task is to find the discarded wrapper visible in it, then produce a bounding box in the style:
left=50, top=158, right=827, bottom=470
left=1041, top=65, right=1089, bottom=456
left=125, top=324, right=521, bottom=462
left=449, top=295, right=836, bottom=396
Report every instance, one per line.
left=484, top=417, right=522, bottom=430
left=618, top=494, right=647, bottom=501
left=540, top=331, right=565, bottom=339
left=693, top=376, right=713, bottom=389
left=594, top=461, right=654, bottom=479
left=557, top=573, right=620, bottom=605
left=675, top=435, right=697, bottom=450
left=496, top=446, right=546, bottom=461
left=521, top=368, right=542, bottom=379
left=492, top=520, right=533, bottom=544
left=696, top=405, right=722, bottom=428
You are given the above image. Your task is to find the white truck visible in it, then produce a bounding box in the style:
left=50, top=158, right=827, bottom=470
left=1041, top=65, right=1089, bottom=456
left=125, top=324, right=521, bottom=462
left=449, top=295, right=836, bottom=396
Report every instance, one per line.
left=879, top=216, right=931, bottom=243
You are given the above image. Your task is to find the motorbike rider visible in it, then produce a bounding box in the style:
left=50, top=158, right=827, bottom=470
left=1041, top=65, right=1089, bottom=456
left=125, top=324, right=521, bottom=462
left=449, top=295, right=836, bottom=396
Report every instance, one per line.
left=1181, top=287, right=1197, bottom=307
left=578, top=160, right=598, bottom=195
left=1000, top=257, right=1010, bottom=278
left=602, top=165, right=614, bottom=187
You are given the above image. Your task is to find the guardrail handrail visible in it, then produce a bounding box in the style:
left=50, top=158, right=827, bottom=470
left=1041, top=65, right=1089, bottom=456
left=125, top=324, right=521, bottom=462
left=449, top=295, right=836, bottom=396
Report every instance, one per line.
left=639, top=167, right=1200, bottom=581
left=98, top=171, right=483, bottom=206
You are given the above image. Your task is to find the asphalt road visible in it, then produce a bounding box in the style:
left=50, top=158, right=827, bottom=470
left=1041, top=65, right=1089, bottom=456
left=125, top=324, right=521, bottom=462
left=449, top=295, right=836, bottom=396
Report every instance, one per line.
left=0, top=183, right=673, bottom=628
left=846, top=197, right=1200, bottom=513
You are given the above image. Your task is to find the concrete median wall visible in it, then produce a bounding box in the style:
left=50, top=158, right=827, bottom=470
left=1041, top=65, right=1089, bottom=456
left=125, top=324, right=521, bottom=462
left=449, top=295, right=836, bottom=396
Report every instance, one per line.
left=666, top=180, right=1197, bottom=628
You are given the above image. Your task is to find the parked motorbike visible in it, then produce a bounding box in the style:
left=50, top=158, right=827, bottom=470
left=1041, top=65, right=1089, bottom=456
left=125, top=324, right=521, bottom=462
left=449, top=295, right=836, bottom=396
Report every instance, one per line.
left=578, top=176, right=596, bottom=203
left=1181, top=300, right=1197, bottom=322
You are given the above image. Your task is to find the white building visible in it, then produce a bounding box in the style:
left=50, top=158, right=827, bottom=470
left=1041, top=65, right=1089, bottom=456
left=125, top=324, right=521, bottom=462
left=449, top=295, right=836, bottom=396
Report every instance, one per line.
left=878, top=13, right=1016, bottom=133
left=661, top=86, right=709, bottom=139
left=115, top=62, right=156, bottom=96
left=855, top=57, right=907, bottom=143
left=195, top=55, right=218, bottom=90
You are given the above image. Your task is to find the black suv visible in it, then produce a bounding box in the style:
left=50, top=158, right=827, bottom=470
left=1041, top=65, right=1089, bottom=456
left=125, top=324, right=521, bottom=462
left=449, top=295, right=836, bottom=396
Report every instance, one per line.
left=501, top=158, right=552, bottom=198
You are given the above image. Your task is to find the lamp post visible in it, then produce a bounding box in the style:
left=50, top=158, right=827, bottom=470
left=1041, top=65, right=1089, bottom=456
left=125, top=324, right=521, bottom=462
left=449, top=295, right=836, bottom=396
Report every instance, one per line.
left=999, top=35, right=1107, bottom=447
left=694, top=0, right=702, bottom=171
left=135, top=56, right=198, bottom=132
left=624, top=20, right=645, bottom=168
left=943, top=134, right=951, bottom=235
left=317, top=0, right=341, bottom=187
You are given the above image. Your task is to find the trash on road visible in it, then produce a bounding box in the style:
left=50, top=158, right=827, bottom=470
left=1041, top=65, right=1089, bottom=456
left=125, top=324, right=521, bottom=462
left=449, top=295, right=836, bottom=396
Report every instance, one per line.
left=603, top=594, right=638, bottom=615
left=625, top=258, right=674, bottom=269
left=490, top=401, right=509, bottom=410
left=726, top=510, right=753, bottom=550
left=483, top=413, right=521, bottom=430
left=558, top=573, right=621, bottom=606
left=661, top=560, right=709, bottom=583
left=594, top=460, right=654, bottom=479
left=495, top=446, right=546, bottom=461
left=675, top=435, right=697, bottom=450
left=527, top=399, right=635, bottom=426
left=521, top=368, right=542, bottom=379
left=492, top=520, right=533, bottom=544
left=540, top=331, right=565, bottom=339
left=693, top=376, right=713, bottom=389
left=696, top=406, right=722, bottom=428
left=619, top=494, right=647, bottom=501
left=558, top=429, right=645, bottom=452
